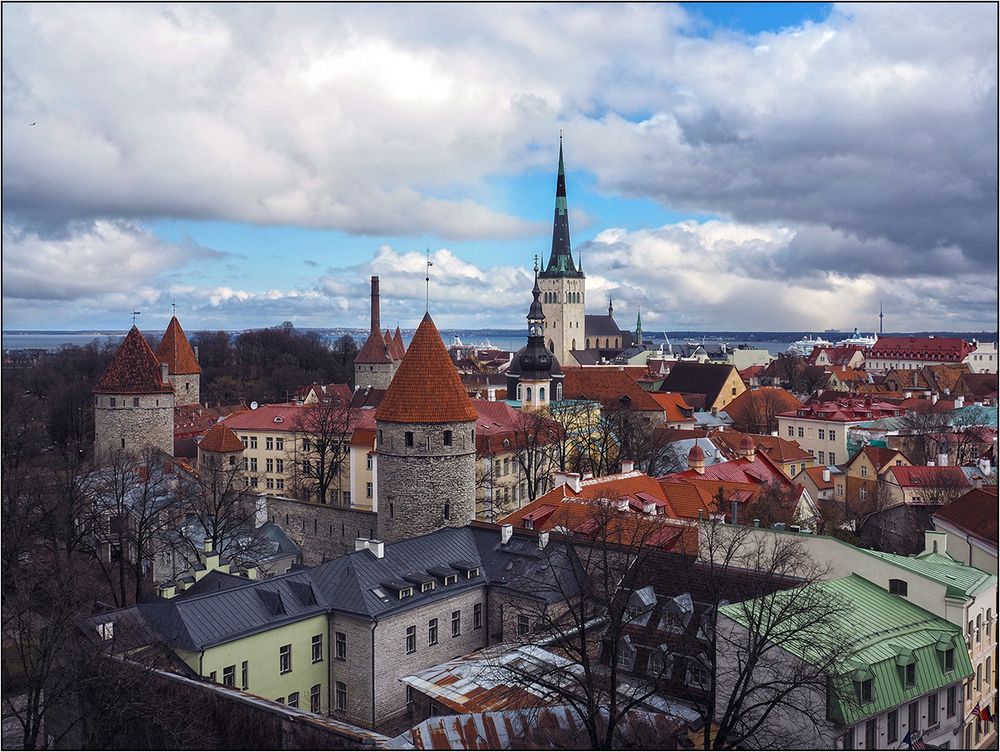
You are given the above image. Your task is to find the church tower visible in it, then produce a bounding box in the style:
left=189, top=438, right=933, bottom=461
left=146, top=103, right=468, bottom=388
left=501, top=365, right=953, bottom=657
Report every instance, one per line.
left=374, top=313, right=477, bottom=542
left=507, top=259, right=563, bottom=410
left=93, top=326, right=175, bottom=463
left=155, top=316, right=201, bottom=406
left=538, top=137, right=585, bottom=366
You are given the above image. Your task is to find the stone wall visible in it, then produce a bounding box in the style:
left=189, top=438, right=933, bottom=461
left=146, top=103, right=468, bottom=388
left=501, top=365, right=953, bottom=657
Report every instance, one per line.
left=375, top=420, right=476, bottom=543
left=354, top=362, right=396, bottom=390
left=261, top=494, right=378, bottom=565
left=166, top=372, right=200, bottom=407
left=94, top=392, right=174, bottom=464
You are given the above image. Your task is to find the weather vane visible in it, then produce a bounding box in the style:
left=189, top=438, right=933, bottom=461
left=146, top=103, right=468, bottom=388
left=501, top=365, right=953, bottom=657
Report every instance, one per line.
left=533, top=254, right=539, bottom=274
left=131, top=310, right=141, bottom=325
left=171, top=298, right=176, bottom=316
left=425, top=248, right=433, bottom=313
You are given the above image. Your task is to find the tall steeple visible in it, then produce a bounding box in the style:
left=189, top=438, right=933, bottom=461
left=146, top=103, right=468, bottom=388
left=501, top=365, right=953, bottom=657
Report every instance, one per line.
left=635, top=309, right=643, bottom=346
left=608, top=297, right=614, bottom=318
left=879, top=300, right=884, bottom=334
left=542, top=135, right=581, bottom=277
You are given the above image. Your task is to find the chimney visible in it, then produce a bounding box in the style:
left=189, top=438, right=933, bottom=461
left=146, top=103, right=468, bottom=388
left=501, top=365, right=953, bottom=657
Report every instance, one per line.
left=582, top=472, right=594, bottom=481
left=194, top=345, right=200, bottom=364
left=927, top=460, right=936, bottom=467
left=355, top=537, right=369, bottom=552
left=822, top=467, right=831, bottom=483
left=368, top=540, right=385, bottom=559
left=621, top=459, right=635, bottom=473
left=370, top=276, right=381, bottom=335
left=554, top=471, right=582, bottom=493
left=538, top=531, right=550, bottom=549
left=752, top=518, right=760, bottom=528
left=616, top=497, right=630, bottom=512
left=730, top=501, right=739, bottom=525
left=500, top=523, right=513, bottom=544
left=203, top=537, right=214, bottom=553
left=937, top=452, right=948, bottom=468
left=931, top=393, right=938, bottom=405
left=955, top=395, right=965, bottom=408
left=711, top=407, right=718, bottom=416
left=161, top=362, right=170, bottom=383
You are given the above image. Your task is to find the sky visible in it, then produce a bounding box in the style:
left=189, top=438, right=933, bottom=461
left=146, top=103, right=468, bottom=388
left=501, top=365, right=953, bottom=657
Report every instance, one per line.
left=2, top=2, right=997, bottom=334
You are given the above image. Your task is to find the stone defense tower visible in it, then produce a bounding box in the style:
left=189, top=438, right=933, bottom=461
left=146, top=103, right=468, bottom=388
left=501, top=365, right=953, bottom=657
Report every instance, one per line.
left=374, top=313, right=478, bottom=542
left=354, top=276, right=403, bottom=390
left=93, top=326, right=175, bottom=463
left=538, top=136, right=585, bottom=366
left=155, top=315, right=201, bottom=406
left=507, top=260, right=564, bottom=411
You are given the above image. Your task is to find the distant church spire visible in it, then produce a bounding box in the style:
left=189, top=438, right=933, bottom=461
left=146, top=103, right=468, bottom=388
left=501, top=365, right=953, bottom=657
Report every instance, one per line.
left=608, top=297, right=614, bottom=317
left=542, top=134, right=580, bottom=277
left=879, top=299, right=884, bottom=334
left=635, top=309, right=643, bottom=345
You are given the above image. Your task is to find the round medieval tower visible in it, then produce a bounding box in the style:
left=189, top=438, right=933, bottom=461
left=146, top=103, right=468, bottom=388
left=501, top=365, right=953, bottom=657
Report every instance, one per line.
left=93, top=326, right=175, bottom=464
left=374, top=312, right=478, bottom=542
left=155, top=315, right=201, bottom=406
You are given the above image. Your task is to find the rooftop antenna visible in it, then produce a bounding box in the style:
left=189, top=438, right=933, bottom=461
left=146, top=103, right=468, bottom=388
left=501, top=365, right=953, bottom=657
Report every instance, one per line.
left=879, top=300, right=884, bottom=335
left=424, top=248, right=433, bottom=313
left=534, top=254, right=539, bottom=274
left=131, top=310, right=141, bottom=326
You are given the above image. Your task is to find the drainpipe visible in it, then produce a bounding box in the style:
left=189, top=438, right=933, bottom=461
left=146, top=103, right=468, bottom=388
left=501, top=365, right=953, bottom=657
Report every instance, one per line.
left=371, top=619, right=378, bottom=727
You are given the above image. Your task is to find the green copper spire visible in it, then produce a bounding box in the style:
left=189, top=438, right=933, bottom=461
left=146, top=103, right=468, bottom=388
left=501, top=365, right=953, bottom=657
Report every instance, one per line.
left=541, top=134, right=583, bottom=279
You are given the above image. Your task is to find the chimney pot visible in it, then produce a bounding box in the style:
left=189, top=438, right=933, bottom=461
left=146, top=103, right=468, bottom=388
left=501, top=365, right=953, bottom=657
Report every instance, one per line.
left=752, top=518, right=760, bottom=527
left=730, top=501, right=739, bottom=525
left=369, top=540, right=385, bottom=559
left=501, top=523, right=513, bottom=545
left=621, top=459, right=635, bottom=473
left=355, top=537, right=369, bottom=552
left=822, top=468, right=831, bottom=483
left=537, top=531, right=550, bottom=549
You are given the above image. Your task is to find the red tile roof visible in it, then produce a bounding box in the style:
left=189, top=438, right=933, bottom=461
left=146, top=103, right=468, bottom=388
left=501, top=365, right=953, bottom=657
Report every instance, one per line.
left=779, top=398, right=903, bottom=423
left=93, top=326, right=173, bottom=395
left=355, top=328, right=393, bottom=364
left=199, top=423, right=245, bottom=453
left=222, top=403, right=305, bottom=432
left=658, top=478, right=761, bottom=518
left=846, top=445, right=909, bottom=471
left=887, top=465, right=971, bottom=489
left=649, top=392, right=695, bottom=423
left=393, top=327, right=406, bottom=359
left=933, top=486, right=998, bottom=545
left=155, top=316, right=201, bottom=375
left=375, top=313, right=478, bottom=424
left=561, top=368, right=664, bottom=414
left=800, top=466, right=834, bottom=490
left=663, top=450, right=792, bottom=489
left=713, top=432, right=812, bottom=464
left=869, top=337, right=974, bottom=362
left=807, top=345, right=865, bottom=366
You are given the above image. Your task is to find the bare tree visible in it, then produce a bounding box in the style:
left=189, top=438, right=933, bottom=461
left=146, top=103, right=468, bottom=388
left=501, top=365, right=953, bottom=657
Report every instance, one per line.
left=508, top=410, right=563, bottom=502
left=292, top=396, right=355, bottom=505
left=729, top=389, right=795, bottom=435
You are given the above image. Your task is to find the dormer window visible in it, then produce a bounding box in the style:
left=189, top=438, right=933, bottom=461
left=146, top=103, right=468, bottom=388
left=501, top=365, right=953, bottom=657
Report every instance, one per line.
left=466, top=568, right=479, bottom=579
left=443, top=574, right=458, bottom=586
left=421, top=581, right=435, bottom=592
left=399, top=587, right=413, bottom=599
left=273, top=416, right=282, bottom=423
left=889, top=579, right=908, bottom=596
left=856, top=677, right=873, bottom=703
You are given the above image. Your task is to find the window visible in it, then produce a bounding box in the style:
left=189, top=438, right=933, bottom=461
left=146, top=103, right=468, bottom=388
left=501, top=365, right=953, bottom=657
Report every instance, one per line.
left=987, top=609, right=993, bottom=638
left=335, top=632, right=346, bottom=660
left=302, top=459, right=311, bottom=474
left=133, top=396, right=140, bottom=407
left=335, top=681, right=347, bottom=711
left=928, top=691, right=938, bottom=727
left=406, top=625, right=416, bottom=654
left=209, top=671, right=217, bottom=683
left=976, top=663, right=982, bottom=691
left=276, top=458, right=284, bottom=473
left=829, top=452, right=836, bottom=464
left=857, top=678, right=873, bottom=703
left=266, top=437, right=274, bottom=450
left=842, top=728, right=855, bottom=750
left=249, top=457, right=257, bottom=472
left=266, top=458, right=274, bottom=472
left=797, top=427, right=804, bottom=438
left=946, top=684, right=957, bottom=717
left=908, top=701, right=919, bottom=733
left=452, top=610, right=461, bottom=637
left=266, top=477, right=274, bottom=489
left=276, top=696, right=284, bottom=705
left=943, top=647, right=955, bottom=672
left=444, top=502, right=450, bottom=520
left=904, top=662, right=916, bottom=688
left=889, top=579, right=908, bottom=596
left=443, top=430, right=452, bottom=446
left=249, top=436, right=258, bottom=449
left=473, top=603, right=483, bottom=629
left=887, top=709, right=898, bottom=743
left=343, top=491, right=351, bottom=505
left=860, top=465, right=868, bottom=478
left=366, top=482, right=373, bottom=498
left=976, top=614, right=982, bottom=643
left=443, top=574, right=457, bottom=586
left=829, top=430, right=836, bottom=441
left=405, top=431, right=414, bottom=447
left=865, top=719, right=877, bottom=749
left=310, top=684, right=321, bottom=713
left=819, top=451, right=825, bottom=463
left=110, top=397, right=117, bottom=407
left=287, top=692, right=299, bottom=709
left=688, top=659, right=709, bottom=686
left=276, top=478, right=284, bottom=490
left=366, top=455, right=373, bottom=470
left=406, top=685, right=414, bottom=705
left=303, top=438, right=311, bottom=452
left=275, top=437, right=284, bottom=451
left=222, top=665, right=236, bottom=687
left=312, top=634, right=323, bottom=663
left=517, top=614, right=530, bottom=636
left=818, top=429, right=825, bottom=440
left=787, top=426, right=794, bottom=437
left=279, top=644, right=292, bottom=674
left=428, top=618, right=438, bottom=645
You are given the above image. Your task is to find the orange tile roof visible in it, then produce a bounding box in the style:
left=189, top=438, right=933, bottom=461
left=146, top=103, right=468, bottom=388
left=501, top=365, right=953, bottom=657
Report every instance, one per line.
left=355, top=328, right=393, bottom=364
left=847, top=445, right=909, bottom=471
left=155, top=316, right=201, bottom=375
left=93, top=326, right=173, bottom=395
left=649, top=392, right=695, bottom=423
left=393, top=327, right=406, bottom=359
left=801, top=466, right=834, bottom=490
left=658, top=479, right=761, bottom=519
left=713, top=432, right=812, bottom=463
left=199, top=423, right=245, bottom=453
left=374, top=313, right=478, bottom=424
left=561, top=368, right=664, bottom=413
left=723, top=388, right=803, bottom=428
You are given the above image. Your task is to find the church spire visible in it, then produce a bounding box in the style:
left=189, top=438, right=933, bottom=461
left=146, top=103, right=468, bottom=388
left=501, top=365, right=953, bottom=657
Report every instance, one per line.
left=542, top=134, right=580, bottom=277
left=635, top=309, right=643, bottom=345
left=609, top=296, right=614, bottom=317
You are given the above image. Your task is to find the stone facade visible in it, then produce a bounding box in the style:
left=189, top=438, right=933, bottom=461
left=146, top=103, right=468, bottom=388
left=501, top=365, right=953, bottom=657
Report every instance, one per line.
left=375, top=420, right=476, bottom=543
left=539, top=275, right=585, bottom=365
left=94, top=391, right=175, bottom=462
left=262, top=494, right=378, bottom=564
left=354, top=361, right=397, bottom=391
left=165, top=371, right=200, bottom=406
left=328, top=586, right=488, bottom=730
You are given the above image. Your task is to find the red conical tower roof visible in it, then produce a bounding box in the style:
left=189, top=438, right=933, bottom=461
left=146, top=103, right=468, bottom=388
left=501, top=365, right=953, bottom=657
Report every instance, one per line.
left=155, top=316, right=202, bottom=375
left=355, top=329, right=393, bottom=364
left=393, top=327, right=406, bottom=359
left=375, top=313, right=477, bottom=424
left=199, top=423, right=245, bottom=453
left=94, top=326, right=173, bottom=395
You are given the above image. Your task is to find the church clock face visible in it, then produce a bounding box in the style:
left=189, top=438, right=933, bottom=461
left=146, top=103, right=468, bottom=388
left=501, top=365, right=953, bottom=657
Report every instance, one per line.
left=530, top=325, right=539, bottom=336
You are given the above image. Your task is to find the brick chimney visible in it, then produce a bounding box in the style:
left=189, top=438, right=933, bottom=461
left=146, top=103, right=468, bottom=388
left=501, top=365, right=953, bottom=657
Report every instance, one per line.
left=370, top=276, right=380, bottom=335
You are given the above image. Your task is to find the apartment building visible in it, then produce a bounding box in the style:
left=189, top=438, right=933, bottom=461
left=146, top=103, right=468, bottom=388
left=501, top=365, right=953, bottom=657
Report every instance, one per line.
left=777, top=399, right=903, bottom=467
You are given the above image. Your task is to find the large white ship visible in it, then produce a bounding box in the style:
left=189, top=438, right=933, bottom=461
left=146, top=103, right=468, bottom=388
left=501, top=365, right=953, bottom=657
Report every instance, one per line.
left=836, top=328, right=878, bottom=347
left=785, top=334, right=833, bottom=356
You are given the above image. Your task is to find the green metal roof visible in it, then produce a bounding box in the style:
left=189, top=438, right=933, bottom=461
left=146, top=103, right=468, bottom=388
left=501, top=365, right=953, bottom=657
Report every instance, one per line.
left=863, top=549, right=996, bottom=599
left=720, top=574, right=973, bottom=726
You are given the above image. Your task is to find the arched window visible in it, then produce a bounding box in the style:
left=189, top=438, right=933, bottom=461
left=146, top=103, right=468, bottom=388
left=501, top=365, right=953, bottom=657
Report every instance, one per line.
left=526, top=387, right=532, bottom=402
left=517, top=384, right=522, bottom=400
left=548, top=340, right=554, bottom=353
left=605, top=338, right=610, bottom=348
left=556, top=383, right=563, bottom=400
left=539, top=387, right=546, bottom=402
left=571, top=339, right=576, bottom=351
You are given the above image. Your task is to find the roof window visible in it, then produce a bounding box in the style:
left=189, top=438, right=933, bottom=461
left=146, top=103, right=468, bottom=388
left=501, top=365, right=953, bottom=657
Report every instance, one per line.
left=273, top=416, right=283, bottom=423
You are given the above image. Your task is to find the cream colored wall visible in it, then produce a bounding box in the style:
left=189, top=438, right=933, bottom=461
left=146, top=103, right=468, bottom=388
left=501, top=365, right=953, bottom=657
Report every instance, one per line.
left=539, top=276, right=585, bottom=365
left=777, top=416, right=850, bottom=466
left=710, top=370, right=747, bottom=411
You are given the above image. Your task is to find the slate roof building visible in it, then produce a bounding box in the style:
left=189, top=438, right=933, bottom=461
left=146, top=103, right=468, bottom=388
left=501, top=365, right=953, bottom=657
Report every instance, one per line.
left=659, top=361, right=747, bottom=413
left=83, top=523, right=583, bottom=732
left=932, top=486, right=998, bottom=574
left=93, top=325, right=176, bottom=462
left=505, top=261, right=564, bottom=411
